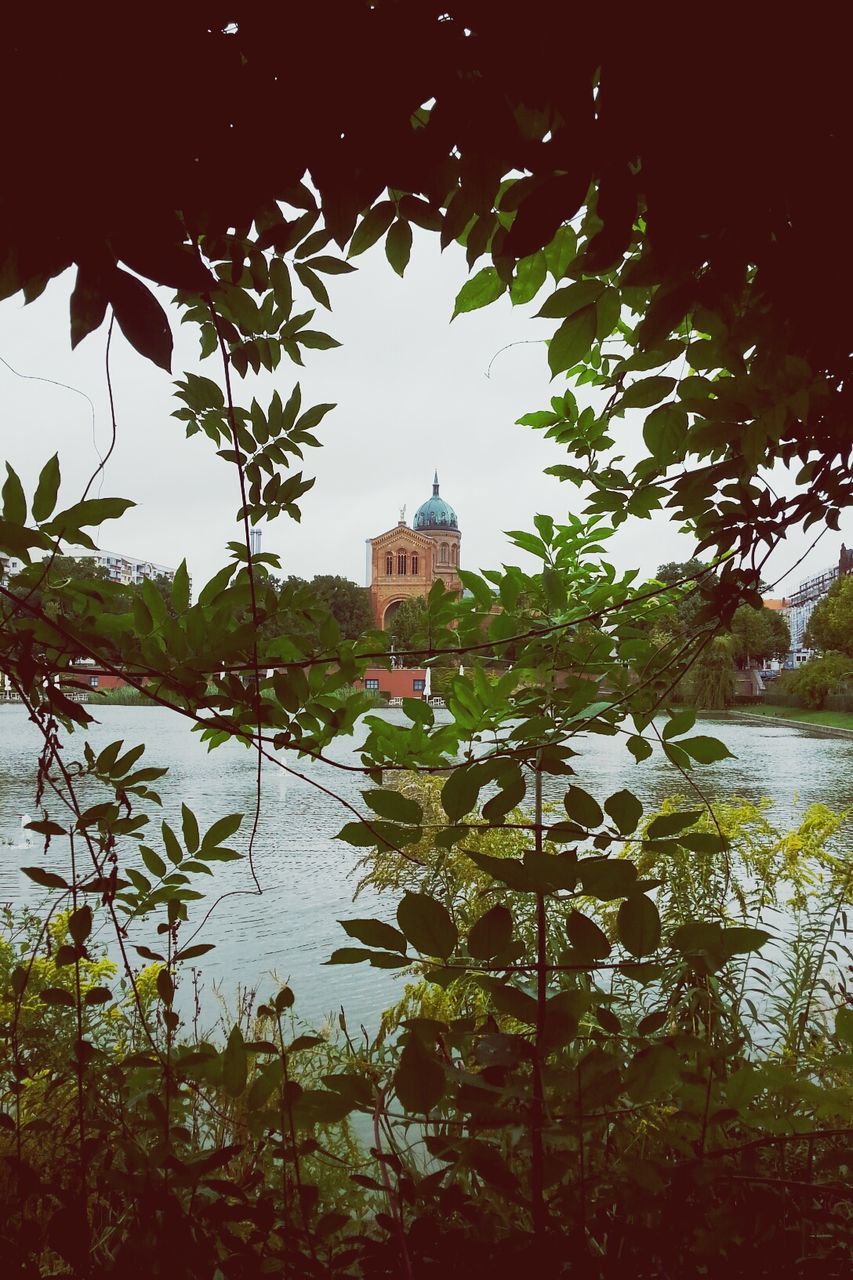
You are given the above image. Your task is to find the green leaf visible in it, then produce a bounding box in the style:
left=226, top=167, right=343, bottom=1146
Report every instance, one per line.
left=84, top=987, right=113, bottom=1005
left=625, top=1043, right=680, bottom=1102
left=645, top=811, right=702, bottom=839
left=510, top=251, right=547, bottom=305
left=2, top=465, right=26, bottom=524
left=385, top=220, right=413, bottom=276
left=348, top=201, right=395, bottom=258
left=140, top=846, right=166, bottom=879
left=202, top=813, right=243, bottom=851
left=174, top=943, right=216, bottom=962
left=397, top=892, right=458, bottom=959
left=679, top=735, right=735, bottom=764
left=720, top=926, right=771, bottom=957
left=223, top=1024, right=248, bottom=1097
left=161, top=822, right=182, bottom=866
left=467, top=905, right=513, bottom=960
left=362, top=789, right=422, bottom=826
left=43, top=497, right=134, bottom=540
left=68, top=906, right=92, bottom=945
left=297, top=330, right=341, bottom=350
left=637, top=1010, right=668, bottom=1037
left=109, top=268, right=173, bottom=370
left=339, top=918, right=408, bottom=954
left=547, top=305, right=597, bottom=378
left=32, top=455, right=60, bottom=522
left=171, top=560, right=190, bottom=612
left=626, top=734, right=653, bottom=762
left=182, top=805, right=200, bottom=854
left=835, top=1006, right=853, bottom=1046
left=566, top=909, right=611, bottom=960
left=40, top=987, right=75, bottom=1007
left=577, top=858, right=638, bottom=900
left=564, top=785, right=603, bottom=829
left=453, top=266, right=506, bottom=317
left=394, top=1036, right=444, bottom=1114
left=643, top=404, right=687, bottom=460
left=481, top=762, right=526, bottom=824
left=661, top=708, right=696, bottom=740
left=442, top=764, right=486, bottom=822
left=536, top=279, right=602, bottom=320
left=617, top=895, right=661, bottom=957
left=544, top=225, right=577, bottom=279
left=604, top=789, right=643, bottom=836
left=22, top=867, right=69, bottom=890
left=620, top=376, right=676, bottom=410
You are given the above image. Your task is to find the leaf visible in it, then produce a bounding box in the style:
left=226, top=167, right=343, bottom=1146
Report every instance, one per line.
left=544, top=225, right=577, bottom=279
left=720, top=926, right=771, bottom=957
left=835, top=1006, right=853, bottom=1046
left=174, top=943, right=216, bottom=962
left=625, top=1044, right=680, bottom=1102
left=394, top=1036, right=444, bottom=1114
left=467, top=905, right=513, bottom=960
left=564, top=785, right=603, bottom=828
left=348, top=201, right=395, bottom=258
left=661, top=708, right=697, bottom=740
left=42, top=497, right=135, bottom=540
left=2, top=465, right=26, bottom=524
left=68, top=906, right=92, bottom=945
left=39, top=987, right=75, bottom=1007
left=679, top=735, right=735, bottom=764
left=510, top=251, right=547, bottom=305
left=297, top=330, right=341, bottom=350
left=442, top=764, right=485, bottom=822
left=535, top=279, right=602, bottom=319
left=397, top=892, right=458, bottom=959
left=109, top=268, right=173, bottom=370
left=182, top=805, right=200, bottom=854
left=385, top=220, right=413, bottom=276
left=32, top=455, right=61, bottom=522
left=566, top=909, right=611, bottom=960
left=140, top=847, right=166, bottom=879
left=70, top=267, right=108, bottom=348
left=577, top=858, right=638, bottom=901
left=548, top=304, right=597, bottom=377
left=84, top=987, right=113, bottom=1005
left=645, top=811, right=702, bottom=839
left=304, top=254, right=356, bottom=276
left=453, top=266, right=506, bottom=318
left=481, top=762, right=526, bottom=824
left=643, top=404, right=687, bottom=460
left=202, top=813, right=243, bottom=850
left=362, top=789, right=422, bottom=825
left=620, top=376, right=676, bottom=410
left=171, top=560, right=190, bottom=612
left=604, top=789, right=643, bottom=836
left=223, top=1024, right=248, bottom=1097
left=339, top=918, right=408, bottom=954
left=637, top=1010, right=668, bottom=1037
left=617, top=895, right=661, bottom=957
left=627, top=734, right=653, bottom=762
left=22, top=867, right=69, bottom=890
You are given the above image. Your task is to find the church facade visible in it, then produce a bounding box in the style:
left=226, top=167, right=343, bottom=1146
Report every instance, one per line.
left=367, top=473, right=461, bottom=629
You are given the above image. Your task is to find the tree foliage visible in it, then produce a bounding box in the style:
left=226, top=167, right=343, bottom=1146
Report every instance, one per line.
left=0, top=14, right=851, bottom=1273
left=805, top=575, right=853, bottom=656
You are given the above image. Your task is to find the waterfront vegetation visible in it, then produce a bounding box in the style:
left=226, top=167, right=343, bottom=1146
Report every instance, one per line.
left=1, top=13, right=852, bottom=1275
left=739, top=704, right=853, bottom=733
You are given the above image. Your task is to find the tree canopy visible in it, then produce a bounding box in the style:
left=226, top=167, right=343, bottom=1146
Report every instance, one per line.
left=804, top=575, right=853, bottom=657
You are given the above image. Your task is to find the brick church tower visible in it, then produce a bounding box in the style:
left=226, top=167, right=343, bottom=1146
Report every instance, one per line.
left=367, top=472, right=462, bottom=629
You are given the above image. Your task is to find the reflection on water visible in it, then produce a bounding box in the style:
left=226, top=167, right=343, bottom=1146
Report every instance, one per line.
left=1, top=705, right=850, bottom=1028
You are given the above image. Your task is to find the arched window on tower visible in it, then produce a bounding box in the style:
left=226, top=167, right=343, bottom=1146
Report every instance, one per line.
left=411, top=552, right=418, bottom=575
left=440, top=543, right=448, bottom=564
left=451, top=543, right=458, bottom=566
left=397, top=550, right=407, bottom=575
left=385, top=552, right=393, bottom=575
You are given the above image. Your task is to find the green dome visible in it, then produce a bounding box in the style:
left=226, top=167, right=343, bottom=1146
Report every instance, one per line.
left=413, top=472, right=458, bottom=532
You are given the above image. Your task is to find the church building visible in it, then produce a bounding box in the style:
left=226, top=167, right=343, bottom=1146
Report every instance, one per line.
left=367, top=473, right=461, bottom=629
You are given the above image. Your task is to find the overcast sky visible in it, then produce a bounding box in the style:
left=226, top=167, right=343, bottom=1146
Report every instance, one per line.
left=1, top=233, right=848, bottom=597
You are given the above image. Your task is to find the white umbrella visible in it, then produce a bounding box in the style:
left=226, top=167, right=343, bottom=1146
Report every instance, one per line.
left=459, top=662, right=464, bottom=676
left=423, top=667, right=432, bottom=700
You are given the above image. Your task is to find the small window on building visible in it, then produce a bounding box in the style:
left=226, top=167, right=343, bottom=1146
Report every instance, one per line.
left=89, top=676, right=99, bottom=688
left=397, top=551, right=407, bottom=575
left=365, top=678, right=380, bottom=690
left=411, top=553, right=418, bottom=575
left=451, top=544, right=458, bottom=565
left=385, top=552, right=393, bottom=575
left=413, top=679, right=425, bottom=691
left=440, top=543, right=448, bottom=563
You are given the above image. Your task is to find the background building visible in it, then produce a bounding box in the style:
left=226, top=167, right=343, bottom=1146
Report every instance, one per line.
left=779, top=544, right=852, bottom=666
left=367, top=473, right=462, bottom=629
left=80, top=549, right=181, bottom=589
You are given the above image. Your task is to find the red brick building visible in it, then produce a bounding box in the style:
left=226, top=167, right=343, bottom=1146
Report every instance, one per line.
left=354, top=667, right=428, bottom=699
left=367, top=473, right=462, bottom=629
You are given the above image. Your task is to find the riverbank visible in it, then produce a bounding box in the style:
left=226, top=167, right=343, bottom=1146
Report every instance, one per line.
left=731, top=704, right=853, bottom=736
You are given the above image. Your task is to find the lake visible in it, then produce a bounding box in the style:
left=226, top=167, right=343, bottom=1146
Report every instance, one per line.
left=1, top=705, right=850, bottom=1030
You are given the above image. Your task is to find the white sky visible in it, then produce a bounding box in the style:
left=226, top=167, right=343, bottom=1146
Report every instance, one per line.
left=1, top=231, right=848, bottom=597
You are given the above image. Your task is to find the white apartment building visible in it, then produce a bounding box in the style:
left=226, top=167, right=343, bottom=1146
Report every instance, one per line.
left=82, top=550, right=178, bottom=588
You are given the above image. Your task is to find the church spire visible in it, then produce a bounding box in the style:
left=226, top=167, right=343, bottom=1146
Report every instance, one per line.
left=433, top=470, right=440, bottom=496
